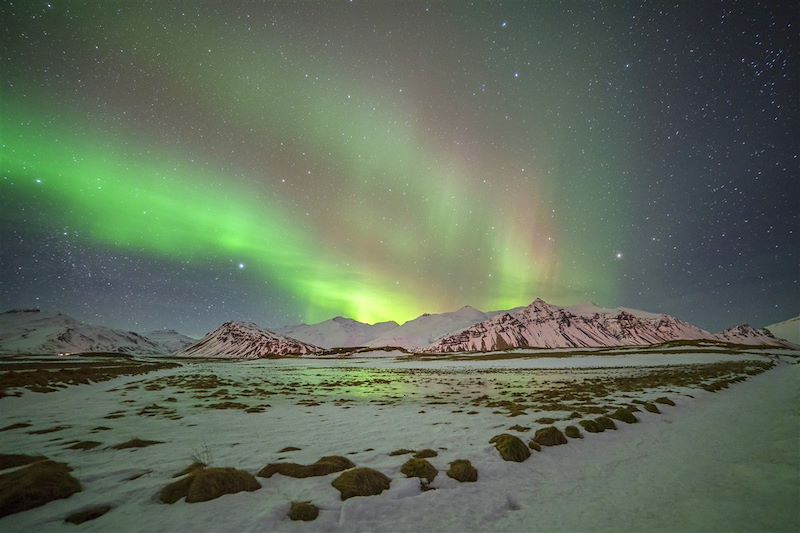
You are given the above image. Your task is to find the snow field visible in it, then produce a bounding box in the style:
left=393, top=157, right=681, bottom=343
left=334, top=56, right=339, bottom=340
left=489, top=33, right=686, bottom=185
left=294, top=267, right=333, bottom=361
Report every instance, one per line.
left=0, top=353, right=796, bottom=532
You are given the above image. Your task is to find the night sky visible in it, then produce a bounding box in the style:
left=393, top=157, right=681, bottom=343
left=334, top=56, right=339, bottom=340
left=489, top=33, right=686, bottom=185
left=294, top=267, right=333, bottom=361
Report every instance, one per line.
left=1, top=1, right=797, bottom=336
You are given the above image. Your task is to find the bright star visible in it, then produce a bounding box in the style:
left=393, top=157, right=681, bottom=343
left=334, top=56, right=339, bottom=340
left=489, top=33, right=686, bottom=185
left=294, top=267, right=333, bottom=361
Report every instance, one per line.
left=500, top=20, right=508, bottom=28
left=615, top=252, right=623, bottom=259
left=238, top=263, right=245, bottom=269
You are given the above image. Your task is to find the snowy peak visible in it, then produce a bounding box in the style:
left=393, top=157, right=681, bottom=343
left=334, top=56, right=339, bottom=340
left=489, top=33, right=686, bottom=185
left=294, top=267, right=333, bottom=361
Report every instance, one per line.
left=715, top=324, right=794, bottom=347
left=365, top=306, right=491, bottom=349
left=529, top=297, right=556, bottom=311
left=145, top=329, right=196, bottom=353
left=764, top=316, right=800, bottom=346
left=277, top=317, right=398, bottom=349
left=517, top=298, right=564, bottom=320
left=0, top=309, right=79, bottom=329
left=179, top=321, right=321, bottom=358
left=279, top=305, right=492, bottom=350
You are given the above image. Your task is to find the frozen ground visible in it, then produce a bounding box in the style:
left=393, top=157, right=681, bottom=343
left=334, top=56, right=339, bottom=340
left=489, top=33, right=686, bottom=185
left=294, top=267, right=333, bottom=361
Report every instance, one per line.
left=0, top=351, right=797, bottom=532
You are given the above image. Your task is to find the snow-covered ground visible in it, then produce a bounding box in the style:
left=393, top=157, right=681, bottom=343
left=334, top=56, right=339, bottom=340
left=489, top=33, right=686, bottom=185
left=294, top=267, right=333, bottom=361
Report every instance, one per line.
left=386, top=351, right=774, bottom=370
left=0, top=352, right=797, bottom=532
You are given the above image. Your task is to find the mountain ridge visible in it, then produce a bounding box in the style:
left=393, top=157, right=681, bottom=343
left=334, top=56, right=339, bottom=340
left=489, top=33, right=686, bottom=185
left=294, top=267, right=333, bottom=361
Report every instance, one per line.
left=424, top=298, right=794, bottom=352
left=0, top=309, right=195, bottom=355
left=1, top=303, right=796, bottom=357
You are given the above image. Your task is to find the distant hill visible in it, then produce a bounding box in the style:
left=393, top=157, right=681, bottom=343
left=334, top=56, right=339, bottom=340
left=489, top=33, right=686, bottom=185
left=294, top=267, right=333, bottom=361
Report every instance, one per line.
left=764, top=316, right=800, bottom=346
left=0, top=309, right=193, bottom=355
left=177, top=321, right=321, bottom=358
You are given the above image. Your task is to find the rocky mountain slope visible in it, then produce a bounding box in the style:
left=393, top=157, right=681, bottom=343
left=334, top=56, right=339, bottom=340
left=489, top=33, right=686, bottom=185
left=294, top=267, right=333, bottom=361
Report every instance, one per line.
left=177, top=321, right=321, bottom=358
left=425, top=299, right=717, bottom=352
left=715, top=323, right=796, bottom=348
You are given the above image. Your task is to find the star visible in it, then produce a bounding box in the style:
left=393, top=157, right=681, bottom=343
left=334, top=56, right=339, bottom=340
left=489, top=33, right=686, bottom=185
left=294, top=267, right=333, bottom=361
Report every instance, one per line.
left=615, top=252, right=623, bottom=260
left=238, top=263, right=245, bottom=270
left=500, top=21, right=508, bottom=29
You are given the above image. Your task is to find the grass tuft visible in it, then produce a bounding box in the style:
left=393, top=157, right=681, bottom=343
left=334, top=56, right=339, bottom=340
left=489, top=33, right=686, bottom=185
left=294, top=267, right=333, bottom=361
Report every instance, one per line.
left=258, top=456, right=354, bottom=479
left=400, top=458, right=438, bottom=483
left=0, top=460, right=81, bottom=518
left=288, top=501, right=319, bottom=521
left=447, top=460, right=478, bottom=482
left=331, top=467, right=390, bottom=500
left=489, top=434, right=531, bottom=462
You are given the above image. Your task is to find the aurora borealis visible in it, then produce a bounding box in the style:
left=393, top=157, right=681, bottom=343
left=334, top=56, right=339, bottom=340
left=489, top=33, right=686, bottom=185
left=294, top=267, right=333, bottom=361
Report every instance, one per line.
left=1, top=1, right=797, bottom=334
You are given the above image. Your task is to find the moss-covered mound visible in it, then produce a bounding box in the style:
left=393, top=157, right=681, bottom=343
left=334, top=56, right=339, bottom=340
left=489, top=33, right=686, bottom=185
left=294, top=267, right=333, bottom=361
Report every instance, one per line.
left=413, top=449, right=438, bottom=459
left=489, top=434, right=530, bottom=462
left=400, top=458, right=437, bottom=483
left=388, top=449, right=415, bottom=456
left=0, top=454, right=46, bottom=470
left=110, top=438, right=163, bottom=450
left=528, top=440, right=541, bottom=452
left=288, top=501, right=319, bottom=521
left=643, top=403, right=661, bottom=414
left=595, top=416, right=617, bottom=430
left=64, top=504, right=112, bottom=524
left=446, top=460, right=478, bottom=482
left=331, top=467, right=390, bottom=500
left=159, top=476, right=193, bottom=504
left=0, top=460, right=82, bottom=518
left=159, top=467, right=260, bottom=504
left=578, top=419, right=603, bottom=433
left=533, top=426, right=568, bottom=447
left=609, top=408, right=638, bottom=424
left=0, top=422, right=31, bottom=432
left=257, top=456, right=354, bottom=479
left=564, top=425, right=582, bottom=439
left=655, top=396, right=676, bottom=406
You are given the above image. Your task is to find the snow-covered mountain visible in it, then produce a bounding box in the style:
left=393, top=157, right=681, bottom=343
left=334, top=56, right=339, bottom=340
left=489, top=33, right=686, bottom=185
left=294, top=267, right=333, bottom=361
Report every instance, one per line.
left=144, top=329, right=196, bottom=353
left=177, top=321, right=321, bottom=358
left=425, top=298, right=717, bottom=352
left=277, top=316, right=399, bottom=348
left=277, top=305, right=496, bottom=350
left=764, top=316, right=800, bottom=346
left=365, top=305, right=494, bottom=349
left=0, top=309, right=167, bottom=355
left=715, top=324, right=796, bottom=348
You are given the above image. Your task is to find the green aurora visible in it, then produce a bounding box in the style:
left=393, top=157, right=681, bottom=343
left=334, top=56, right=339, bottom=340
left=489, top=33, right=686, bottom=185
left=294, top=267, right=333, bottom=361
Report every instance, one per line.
left=1, top=2, right=631, bottom=326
